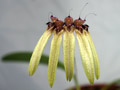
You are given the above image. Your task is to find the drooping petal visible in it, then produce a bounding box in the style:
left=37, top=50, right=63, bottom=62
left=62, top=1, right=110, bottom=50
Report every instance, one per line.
left=85, top=30, right=100, bottom=79
left=48, top=30, right=63, bottom=87
left=29, top=27, right=53, bottom=76
left=75, top=29, right=94, bottom=84
left=81, top=30, right=95, bottom=84
left=63, top=27, right=75, bottom=81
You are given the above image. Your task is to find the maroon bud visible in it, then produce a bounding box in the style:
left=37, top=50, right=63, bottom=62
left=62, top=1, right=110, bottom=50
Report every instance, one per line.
left=74, top=18, right=85, bottom=28
left=84, top=24, right=89, bottom=31
left=46, top=22, right=53, bottom=29
left=55, top=20, right=64, bottom=31
left=64, top=16, right=73, bottom=27
left=51, top=15, right=58, bottom=23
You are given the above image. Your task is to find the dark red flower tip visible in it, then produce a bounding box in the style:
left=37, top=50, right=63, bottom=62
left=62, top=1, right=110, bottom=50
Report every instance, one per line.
left=74, top=18, right=85, bottom=27
left=47, top=16, right=89, bottom=32
left=55, top=20, right=64, bottom=31
left=46, top=22, right=53, bottom=29
left=50, top=15, right=58, bottom=23
left=64, top=16, right=73, bottom=28
left=83, top=24, right=89, bottom=31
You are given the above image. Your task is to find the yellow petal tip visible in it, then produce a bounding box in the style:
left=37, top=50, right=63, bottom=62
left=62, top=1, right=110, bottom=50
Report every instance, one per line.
left=66, top=76, right=72, bottom=82
left=68, top=78, right=72, bottom=82
left=28, top=66, right=33, bottom=76
left=90, top=81, right=94, bottom=85
left=49, top=82, right=53, bottom=88
left=96, top=75, right=100, bottom=80
left=48, top=77, right=54, bottom=88
left=28, top=71, right=33, bottom=76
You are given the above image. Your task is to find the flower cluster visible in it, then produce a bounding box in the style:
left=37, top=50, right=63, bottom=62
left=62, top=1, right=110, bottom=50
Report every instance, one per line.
left=28, top=15, right=100, bottom=87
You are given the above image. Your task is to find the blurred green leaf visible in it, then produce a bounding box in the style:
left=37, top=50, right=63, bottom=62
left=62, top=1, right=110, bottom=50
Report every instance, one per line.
left=113, top=79, right=120, bottom=85
left=2, top=52, right=81, bottom=89
left=101, top=79, right=120, bottom=90
left=2, top=52, right=64, bottom=70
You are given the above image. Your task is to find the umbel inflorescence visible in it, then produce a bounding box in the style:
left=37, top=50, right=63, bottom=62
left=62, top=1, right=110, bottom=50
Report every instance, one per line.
left=28, top=15, right=100, bottom=87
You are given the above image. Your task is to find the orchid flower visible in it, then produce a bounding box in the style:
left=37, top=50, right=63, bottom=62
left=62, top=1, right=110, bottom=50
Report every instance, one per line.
left=28, top=15, right=100, bottom=87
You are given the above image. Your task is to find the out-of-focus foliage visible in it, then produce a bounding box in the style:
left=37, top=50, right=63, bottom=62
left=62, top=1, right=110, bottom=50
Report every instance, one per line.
left=2, top=52, right=64, bottom=70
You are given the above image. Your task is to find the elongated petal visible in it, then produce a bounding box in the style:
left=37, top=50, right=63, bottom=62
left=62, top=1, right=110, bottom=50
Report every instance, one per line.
left=82, top=30, right=95, bottom=84
left=48, top=30, right=63, bottom=87
left=29, top=28, right=53, bottom=76
left=63, top=27, right=75, bottom=81
left=85, top=30, right=100, bottom=79
left=75, top=30, right=94, bottom=84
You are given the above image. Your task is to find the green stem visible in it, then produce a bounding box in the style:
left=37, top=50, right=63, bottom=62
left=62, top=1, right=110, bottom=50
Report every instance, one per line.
left=73, top=57, right=81, bottom=90
left=73, top=74, right=80, bottom=90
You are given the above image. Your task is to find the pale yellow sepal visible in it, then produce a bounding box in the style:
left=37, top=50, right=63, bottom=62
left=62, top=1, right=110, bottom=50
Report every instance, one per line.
left=75, top=29, right=94, bottom=84
left=48, top=30, right=63, bottom=88
left=29, top=27, right=53, bottom=76
left=63, top=27, right=75, bottom=81
left=85, top=30, right=100, bottom=79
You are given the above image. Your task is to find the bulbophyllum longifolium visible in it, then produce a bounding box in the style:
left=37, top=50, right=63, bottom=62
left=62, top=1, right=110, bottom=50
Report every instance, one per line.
left=28, top=15, right=100, bottom=87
